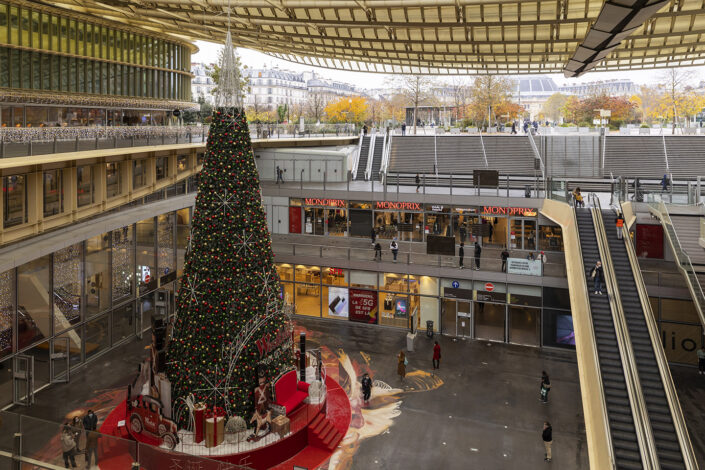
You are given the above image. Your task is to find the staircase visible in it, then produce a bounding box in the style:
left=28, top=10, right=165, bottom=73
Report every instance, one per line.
left=369, top=135, right=384, bottom=181
left=601, top=209, right=687, bottom=469
left=603, top=136, right=667, bottom=178
left=355, top=136, right=371, bottom=180
left=308, top=413, right=343, bottom=451
left=664, top=136, right=705, bottom=180
left=575, top=208, right=643, bottom=468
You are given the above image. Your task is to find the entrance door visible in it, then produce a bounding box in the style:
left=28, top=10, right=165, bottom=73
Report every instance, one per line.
left=441, top=299, right=457, bottom=336
left=50, top=337, right=70, bottom=383
left=457, top=301, right=473, bottom=338
left=13, top=354, right=34, bottom=406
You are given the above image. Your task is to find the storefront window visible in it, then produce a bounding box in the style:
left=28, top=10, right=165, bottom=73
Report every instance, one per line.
left=156, top=156, right=169, bottom=180
left=295, top=265, right=320, bottom=284
left=349, top=201, right=372, bottom=238
left=43, top=169, right=63, bottom=217
left=474, top=280, right=506, bottom=342
left=410, top=275, right=438, bottom=332
left=295, top=283, right=320, bottom=317
left=112, top=302, right=135, bottom=344
left=176, top=208, right=189, bottom=278
left=17, top=256, right=51, bottom=350
left=3, top=174, right=26, bottom=228
left=379, top=273, right=409, bottom=328
left=543, top=309, right=575, bottom=349
left=25, top=106, right=47, bottom=127
left=322, top=267, right=347, bottom=286
left=106, top=162, right=121, bottom=198
left=380, top=273, right=408, bottom=292
left=452, top=207, right=479, bottom=244
left=53, top=243, right=82, bottom=332
left=86, top=233, right=110, bottom=317
left=508, top=305, right=540, bottom=346
left=112, top=226, right=134, bottom=303
left=510, top=219, right=536, bottom=251
left=322, top=285, right=349, bottom=319
left=539, top=225, right=563, bottom=251
left=425, top=204, right=451, bottom=237
left=350, top=270, right=377, bottom=289
left=56, top=327, right=82, bottom=369
left=136, top=218, right=156, bottom=294
left=85, top=313, right=109, bottom=360
left=177, top=155, right=188, bottom=173
left=133, top=159, right=147, bottom=189
left=0, top=269, right=15, bottom=359
left=374, top=211, right=399, bottom=239
left=481, top=216, right=506, bottom=248
left=157, top=213, right=175, bottom=282
left=77, top=165, right=93, bottom=207
left=276, top=264, right=294, bottom=282
left=281, top=282, right=294, bottom=306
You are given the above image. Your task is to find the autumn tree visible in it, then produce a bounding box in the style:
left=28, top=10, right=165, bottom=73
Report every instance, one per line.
left=448, top=77, right=471, bottom=121
left=656, top=69, right=699, bottom=129
left=380, top=93, right=407, bottom=124
left=323, top=96, right=368, bottom=124
left=395, top=75, right=434, bottom=134
left=633, top=86, right=660, bottom=125
left=541, top=93, right=568, bottom=122
left=466, top=76, right=517, bottom=127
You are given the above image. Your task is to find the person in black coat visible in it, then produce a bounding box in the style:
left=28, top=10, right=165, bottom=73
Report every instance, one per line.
left=82, top=410, right=98, bottom=431
left=374, top=242, right=382, bottom=261
left=590, top=261, right=604, bottom=295
left=458, top=242, right=464, bottom=269
left=542, top=422, right=553, bottom=462
left=474, top=242, right=482, bottom=270
left=361, top=373, right=372, bottom=404
left=501, top=247, right=510, bottom=272
left=370, top=226, right=377, bottom=246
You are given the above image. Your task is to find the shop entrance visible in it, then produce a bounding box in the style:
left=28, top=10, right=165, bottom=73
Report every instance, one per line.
left=441, top=299, right=473, bottom=338
left=12, top=354, right=34, bottom=406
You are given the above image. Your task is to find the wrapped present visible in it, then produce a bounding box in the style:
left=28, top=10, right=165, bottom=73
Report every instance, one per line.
left=271, top=415, right=290, bottom=437
left=193, top=402, right=206, bottom=444
left=204, top=406, right=226, bottom=448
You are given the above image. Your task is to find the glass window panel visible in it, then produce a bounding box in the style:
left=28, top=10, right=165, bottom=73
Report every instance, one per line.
left=0, top=4, right=8, bottom=44
left=31, top=52, right=39, bottom=90
left=660, top=322, right=702, bottom=365
left=60, top=17, right=68, bottom=52
left=9, top=6, right=18, bottom=45
left=132, top=159, right=147, bottom=189
left=157, top=213, right=175, bottom=281
left=85, top=233, right=110, bottom=317
left=68, top=57, right=76, bottom=92
left=295, top=265, right=320, bottom=283
left=85, top=313, right=109, bottom=360
left=295, top=283, right=320, bottom=317
left=322, top=267, right=347, bottom=286
left=53, top=243, right=82, bottom=332
left=136, top=218, right=155, bottom=294
left=106, top=162, right=121, bottom=198
left=42, top=169, right=63, bottom=217
left=0, top=269, right=15, bottom=359
left=68, top=19, right=76, bottom=54
left=59, top=55, right=68, bottom=91
left=26, top=106, right=46, bottom=127
left=0, top=49, right=8, bottom=88
left=379, top=292, right=408, bottom=328
left=77, top=58, right=85, bottom=93
left=379, top=272, right=408, bottom=292
left=77, top=165, right=93, bottom=207
left=50, top=15, right=58, bottom=51
left=17, top=256, right=51, bottom=350
left=56, top=327, right=82, bottom=369
left=19, top=7, right=28, bottom=46
left=177, top=155, right=188, bottom=173
left=474, top=301, right=505, bottom=341
left=3, top=175, right=26, bottom=228
left=176, top=208, right=190, bottom=278
left=350, top=270, right=377, bottom=289
left=41, top=53, right=50, bottom=90
left=276, top=264, right=294, bottom=282
left=30, top=11, right=39, bottom=48
left=156, top=156, right=168, bottom=180
left=539, top=225, right=563, bottom=251
left=112, top=302, right=134, bottom=344
left=20, top=49, right=29, bottom=89
left=41, top=12, right=49, bottom=50
left=508, top=305, right=540, bottom=346
left=77, top=21, right=84, bottom=55
left=112, top=225, right=134, bottom=303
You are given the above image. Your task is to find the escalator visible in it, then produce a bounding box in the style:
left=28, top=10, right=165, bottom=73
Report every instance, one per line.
left=601, top=209, right=687, bottom=470
left=370, top=135, right=384, bottom=181
left=355, top=136, right=371, bottom=180
left=575, top=208, right=643, bottom=469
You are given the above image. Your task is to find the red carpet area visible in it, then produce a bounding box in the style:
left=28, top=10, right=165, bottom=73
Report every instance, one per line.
left=99, top=375, right=351, bottom=470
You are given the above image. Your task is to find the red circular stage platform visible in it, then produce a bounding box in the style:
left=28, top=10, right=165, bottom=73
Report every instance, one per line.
left=100, top=375, right=351, bottom=470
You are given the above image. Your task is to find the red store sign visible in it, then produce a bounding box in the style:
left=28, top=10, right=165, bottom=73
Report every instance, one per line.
left=374, top=201, right=422, bottom=211
left=482, top=206, right=537, bottom=217
left=304, top=198, right=346, bottom=207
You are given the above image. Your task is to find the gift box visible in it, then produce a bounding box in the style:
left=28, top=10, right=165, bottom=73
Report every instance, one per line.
left=271, top=415, right=290, bottom=437
left=193, top=402, right=206, bottom=444
left=204, top=407, right=226, bottom=448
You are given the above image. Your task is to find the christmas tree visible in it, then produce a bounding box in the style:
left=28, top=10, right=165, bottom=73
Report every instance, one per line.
left=166, top=32, right=294, bottom=427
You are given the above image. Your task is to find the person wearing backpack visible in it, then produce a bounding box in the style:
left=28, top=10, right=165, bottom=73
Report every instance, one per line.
left=390, top=238, right=399, bottom=262
left=540, top=371, right=551, bottom=403
left=590, top=261, right=604, bottom=295
left=61, top=426, right=77, bottom=468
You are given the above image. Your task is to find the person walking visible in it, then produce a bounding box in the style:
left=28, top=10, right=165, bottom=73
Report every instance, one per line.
left=542, top=422, right=553, bottom=462
left=85, top=430, right=101, bottom=469
left=397, top=351, right=407, bottom=380
left=363, top=124, right=368, bottom=135
left=374, top=242, right=382, bottom=261
left=458, top=242, right=465, bottom=269
left=370, top=226, right=377, bottom=246
left=361, top=373, right=372, bottom=404
left=540, top=371, right=551, bottom=403
left=61, top=427, right=78, bottom=468
left=590, top=261, right=604, bottom=295
left=275, top=166, right=283, bottom=184
left=501, top=247, right=510, bottom=272
left=432, top=341, right=441, bottom=373
left=615, top=212, right=625, bottom=240
left=661, top=173, right=670, bottom=193
left=401, top=122, right=406, bottom=136
left=415, top=173, right=421, bottom=193
left=390, top=238, right=399, bottom=262
left=511, top=121, right=517, bottom=134
left=697, top=346, right=705, bottom=374
left=474, top=242, right=482, bottom=270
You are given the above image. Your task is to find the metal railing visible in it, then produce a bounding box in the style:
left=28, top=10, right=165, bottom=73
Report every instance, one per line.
left=527, top=131, right=546, bottom=179
left=590, top=195, right=659, bottom=469
left=648, top=201, right=705, bottom=327
left=352, top=131, right=364, bottom=180
left=619, top=202, right=700, bottom=470
left=478, top=131, right=489, bottom=168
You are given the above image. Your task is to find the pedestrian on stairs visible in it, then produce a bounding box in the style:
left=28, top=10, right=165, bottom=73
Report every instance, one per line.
left=615, top=212, right=625, bottom=240
left=374, top=242, right=382, bottom=261
left=415, top=173, right=421, bottom=193
left=590, top=261, right=604, bottom=295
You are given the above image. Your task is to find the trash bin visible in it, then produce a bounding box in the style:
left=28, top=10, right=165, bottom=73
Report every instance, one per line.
left=406, top=332, right=416, bottom=352
left=426, top=321, right=434, bottom=338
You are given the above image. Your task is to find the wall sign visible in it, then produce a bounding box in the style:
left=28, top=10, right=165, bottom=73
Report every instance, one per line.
left=304, top=198, right=346, bottom=207
left=482, top=206, right=538, bottom=217
left=484, top=282, right=495, bottom=292
left=374, top=201, right=422, bottom=211
left=451, top=280, right=460, bottom=288
left=349, top=289, right=378, bottom=324
left=507, top=258, right=543, bottom=276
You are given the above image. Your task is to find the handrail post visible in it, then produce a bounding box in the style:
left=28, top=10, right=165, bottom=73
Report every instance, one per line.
left=423, top=174, right=426, bottom=194
left=300, top=169, right=304, bottom=191
left=449, top=174, right=453, bottom=195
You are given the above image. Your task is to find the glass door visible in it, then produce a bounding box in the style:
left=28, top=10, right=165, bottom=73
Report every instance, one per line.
left=12, top=354, right=34, bottom=406
left=457, top=301, right=472, bottom=338
left=508, top=306, right=540, bottom=346
left=50, top=337, right=70, bottom=383
left=441, top=299, right=457, bottom=336
left=474, top=302, right=506, bottom=341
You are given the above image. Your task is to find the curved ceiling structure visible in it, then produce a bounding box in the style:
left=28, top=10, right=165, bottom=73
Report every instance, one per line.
left=48, top=0, right=705, bottom=75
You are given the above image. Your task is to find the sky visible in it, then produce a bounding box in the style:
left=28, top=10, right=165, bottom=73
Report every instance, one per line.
left=192, top=40, right=705, bottom=90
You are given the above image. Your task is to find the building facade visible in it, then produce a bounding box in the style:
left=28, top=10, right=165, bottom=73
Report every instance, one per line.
left=0, top=0, right=195, bottom=128
left=559, top=79, right=637, bottom=98
left=244, top=68, right=308, bottom=110
left=191, top=62, right=216, bottom=105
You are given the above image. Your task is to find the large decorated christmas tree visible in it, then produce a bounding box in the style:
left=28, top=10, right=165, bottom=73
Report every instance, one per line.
left=166, top=32, right=294, bottom=426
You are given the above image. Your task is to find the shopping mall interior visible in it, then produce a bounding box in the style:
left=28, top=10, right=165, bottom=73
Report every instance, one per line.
left=2, top=0, right=705, bottom=469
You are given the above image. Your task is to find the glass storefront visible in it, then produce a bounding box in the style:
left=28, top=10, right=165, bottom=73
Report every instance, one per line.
left=650, top=297, right=702, bottom=365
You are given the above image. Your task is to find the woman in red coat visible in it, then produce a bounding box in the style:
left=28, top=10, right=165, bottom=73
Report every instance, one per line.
left=432, top=341, right=441, bottom=373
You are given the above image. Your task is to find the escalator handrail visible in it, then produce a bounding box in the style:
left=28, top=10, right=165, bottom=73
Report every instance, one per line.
left=571, top=204, right=617, bottom=469
left=589, top=194, right=660, bottom=470
left=619, top=202, right=700, bottom=470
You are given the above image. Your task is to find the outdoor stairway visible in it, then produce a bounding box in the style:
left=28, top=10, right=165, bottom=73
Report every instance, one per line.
left=669, top=214, right=705, bottom=271
left=482, top=135, right=537, bottom=175
left=387, top=136, right=435, bottom=174
left=603, top=136, right=667, bottom=179
left=434, top=136, right=485, bottom=174
left=665, top=137, right=705, bottom=179
left=355, top=136, right=371, bottom=180
left=308, top=413, right=343, bottom=451
left=601, top=209, right=686, bottom=470
left=370, top=136, right=384, bottom=181
left=575, top=209, right=643, bottom=469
